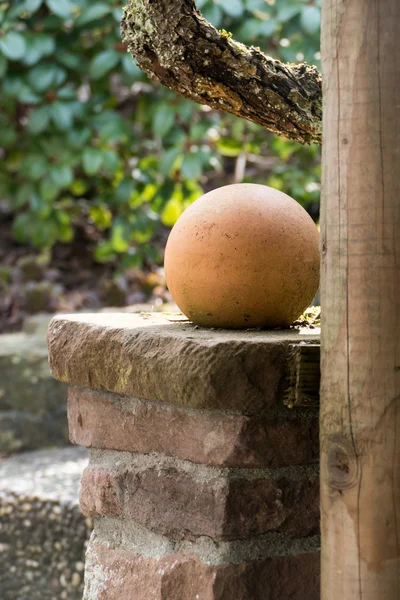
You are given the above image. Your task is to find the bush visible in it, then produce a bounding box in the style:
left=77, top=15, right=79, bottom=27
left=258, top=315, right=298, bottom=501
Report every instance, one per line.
left=0, top=0, right=321, bottom=268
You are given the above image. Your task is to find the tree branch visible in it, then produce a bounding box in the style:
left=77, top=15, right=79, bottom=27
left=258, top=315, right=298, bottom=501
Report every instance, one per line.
left=121, top=0, right=322, bottom=145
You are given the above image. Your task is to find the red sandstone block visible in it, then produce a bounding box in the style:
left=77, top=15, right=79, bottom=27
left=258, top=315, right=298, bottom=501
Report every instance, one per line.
left=68, top=387, right=319, bottom=468
left=80, top=467, right=122, bottom=517
left=80, top=462, right=319, bottom=540
left=83, top=542, right=320, bottom=600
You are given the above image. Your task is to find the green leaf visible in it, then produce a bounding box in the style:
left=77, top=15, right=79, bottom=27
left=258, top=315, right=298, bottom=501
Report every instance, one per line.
left=20, top=155, right=48, bottom=180
left=89, top=205, right=112, bottom=230
left=55, top=212, right=74, bottom=243
left=257, top=19, right=278, bottom=37
left=27, top=105, right=51, bottom=133
left=0, top=53, right=7, bottom=77
left=277, top=5, right=302, bottom=22
left=76, top=3, right=112, bottom=26
left=58, top=52, right=81, bottom=69
left=30, top=34, right=55, bottom=58
left=50, top=165, right=73, bottom=188
left=122, top=54, right=142, bottom=78
left=18, top=84, right=40, bottom=103
left=190, top=121, right=210, bottom=141
left=24, top=0, right=43, bottom=13
left=114, top=178, right=135, bottom=204
left=219, top=0, right=243, bottom=18
left=40, top=176, right=59, bottom=202
left=120, top=251, right=142, bottom=270
left=15, top=183, right=34, bottom=209
left=202, top=4, right=222, bottom=28
left=69, top=179, right=89, bottom=196
left=51, top=102, right=73, bottom=130
left=31, top=219, right=59, bottom=247
left=89, top=50, right=120, bottom=79
left=111, top=218, right=130, bottom=252
left=82, top=148, right=103, bottom=175
left=96, top=118, right=127, bottom=143
left=0, top=32, right=27, bottom=60
left=216, top=138, right=243, bottom=157
left=28, top=63, right=54, bottom=90
left=112, top=8, right=123, bottom=22
left=181, top=153, right=202, bottom=180
left=68, top=127, right=91, bottom=148
left=159, top=147, right=182, bottom=176
left=246, top=0, right=270, bottom=11
left=94, top=241, right=116, bottom=263
left=161, top=197, right=183, bottom=227
left=152, top=104, right=175, bottom=138
left=28, top=64, right=66, bottom=91
left=13, top=213, right=34, bottom=243
left=237, top=18, right=261, bottom=42
left=0, top=126, right=17, bottom=147
left=300, top=6, right=320, bottom=35
left=46, top=0, right=72, bottom=19
left=57, top=87, right=76, bottom=100
left=3, top=74, right=24, bottom=97
left=102, top=150, right=120, bottom=173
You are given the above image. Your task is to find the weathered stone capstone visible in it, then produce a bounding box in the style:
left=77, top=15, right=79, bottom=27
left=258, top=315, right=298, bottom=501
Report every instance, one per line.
left=48, top=312, right=319, bottom=411
left=48, top=312, right=321, bottom=600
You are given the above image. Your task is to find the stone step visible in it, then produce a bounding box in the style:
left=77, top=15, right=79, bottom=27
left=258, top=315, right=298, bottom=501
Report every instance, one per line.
left=0, top=447, right=90, bottom=600
left=0, top=330, right=68, bottom=453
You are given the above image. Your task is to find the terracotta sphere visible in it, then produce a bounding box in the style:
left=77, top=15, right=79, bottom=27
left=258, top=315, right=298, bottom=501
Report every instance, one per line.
left=164, top=183, right=320, bottom=329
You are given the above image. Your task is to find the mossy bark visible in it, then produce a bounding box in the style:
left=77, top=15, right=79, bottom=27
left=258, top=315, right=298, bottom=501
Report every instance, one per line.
left=121, top=0, right=322, bottom=145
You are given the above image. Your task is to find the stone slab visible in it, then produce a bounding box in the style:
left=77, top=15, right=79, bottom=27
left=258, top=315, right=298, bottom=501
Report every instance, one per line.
left=68, top=387, right=319, bottom=468
left=83, top=539, right=320, bottom=600
left=48, top=313, right=319, bottom=412
left=0, top=331, right=68, bottom=452
left=0, top=447, right=91, bottom=600
left=80, top=450, right=319, bottom=541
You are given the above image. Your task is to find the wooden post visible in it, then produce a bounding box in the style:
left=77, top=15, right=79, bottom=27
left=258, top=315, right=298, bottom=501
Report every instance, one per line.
left=320, top=1, right=400, bottom=598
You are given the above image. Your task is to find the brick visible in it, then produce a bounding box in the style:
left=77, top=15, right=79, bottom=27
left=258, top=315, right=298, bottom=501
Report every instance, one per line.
left=68, top=387, right=319, bottom=468
left=79, top=459, right=319, bottom=540
left=83, top=541, right=320, bottom=600
left=80, top=467, right=122, bottom=517
left=48, top=313, right=319, bottom=412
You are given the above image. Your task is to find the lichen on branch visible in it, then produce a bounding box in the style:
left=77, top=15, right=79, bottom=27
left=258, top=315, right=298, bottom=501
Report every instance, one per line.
left=121, top=0, right=322, bottom=145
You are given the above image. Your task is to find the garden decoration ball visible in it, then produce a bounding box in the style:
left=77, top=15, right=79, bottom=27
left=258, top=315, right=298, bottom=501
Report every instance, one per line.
left=164, top=183, right=320, bottom=329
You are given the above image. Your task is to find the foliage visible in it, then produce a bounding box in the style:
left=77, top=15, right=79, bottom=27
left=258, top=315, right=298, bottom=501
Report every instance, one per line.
left=0, top=0, right=321, bottom=267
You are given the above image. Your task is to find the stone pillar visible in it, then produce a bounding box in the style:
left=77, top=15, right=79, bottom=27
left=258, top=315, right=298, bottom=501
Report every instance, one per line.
left=48, top=313, right=321, bottom=600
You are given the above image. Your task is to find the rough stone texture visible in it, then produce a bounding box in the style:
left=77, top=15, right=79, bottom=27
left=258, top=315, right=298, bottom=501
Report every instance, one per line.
left=0, top=330, right=68, bottom=453
left=69, top=387, right=319, bottom=468
left=48, top=313, right=320, bottom=412
left=80, top=450, right=319, bottom=541
left=83, top=539, right=320, bottom=600
left=0, top=447, right=91, bottom=600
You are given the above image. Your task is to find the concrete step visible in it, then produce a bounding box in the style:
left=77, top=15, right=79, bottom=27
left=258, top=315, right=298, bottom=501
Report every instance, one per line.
left=0, top=447, right=90, bottom=600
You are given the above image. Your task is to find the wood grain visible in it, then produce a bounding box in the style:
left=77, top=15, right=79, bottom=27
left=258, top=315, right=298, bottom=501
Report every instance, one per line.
left=320, top=0, right=400, bottom=597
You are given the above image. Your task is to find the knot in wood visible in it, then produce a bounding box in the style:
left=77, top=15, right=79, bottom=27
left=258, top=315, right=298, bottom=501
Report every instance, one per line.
left=326, top=434, right=358, bottom=490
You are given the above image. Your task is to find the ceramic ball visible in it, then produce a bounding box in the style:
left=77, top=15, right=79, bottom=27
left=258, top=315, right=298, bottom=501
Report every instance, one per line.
left=164, top=183, right=320, bottom=329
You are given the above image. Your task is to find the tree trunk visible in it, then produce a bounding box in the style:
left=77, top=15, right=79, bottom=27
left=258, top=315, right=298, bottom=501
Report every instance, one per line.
left=320, top=0, right=400, bottom=598
left=121, top=0, right=322, bottom=145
